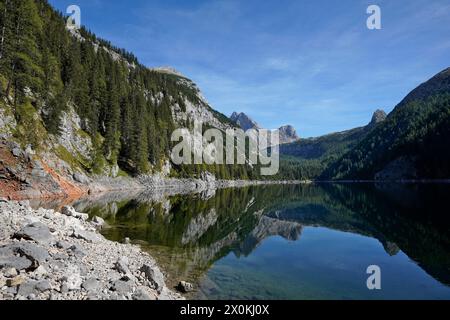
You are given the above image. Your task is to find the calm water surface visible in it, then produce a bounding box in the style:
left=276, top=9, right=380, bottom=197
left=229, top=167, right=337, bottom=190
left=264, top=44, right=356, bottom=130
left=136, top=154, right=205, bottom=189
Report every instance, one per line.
left=64, top=183, right=450, bottom=300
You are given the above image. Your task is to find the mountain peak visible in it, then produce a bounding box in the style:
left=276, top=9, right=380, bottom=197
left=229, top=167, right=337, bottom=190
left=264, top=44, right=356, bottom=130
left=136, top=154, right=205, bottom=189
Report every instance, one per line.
left=230, top=112, right=261, bottom=131
left=369, top=109, right=387, bottom=126
left=278, top=125, right=300, bottom=144
left=230, top=112, right=300, bottom=144
left=150, top=66, right=185, bottom=77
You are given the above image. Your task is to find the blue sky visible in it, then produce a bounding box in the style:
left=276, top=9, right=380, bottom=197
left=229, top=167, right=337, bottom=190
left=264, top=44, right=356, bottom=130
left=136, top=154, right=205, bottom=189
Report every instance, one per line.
left=49, top=0, right=450, bottom=137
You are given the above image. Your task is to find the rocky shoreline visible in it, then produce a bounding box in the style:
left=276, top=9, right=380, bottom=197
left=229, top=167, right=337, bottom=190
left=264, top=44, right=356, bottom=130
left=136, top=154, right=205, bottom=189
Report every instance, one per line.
left=0, top=199, right=183, bottom=300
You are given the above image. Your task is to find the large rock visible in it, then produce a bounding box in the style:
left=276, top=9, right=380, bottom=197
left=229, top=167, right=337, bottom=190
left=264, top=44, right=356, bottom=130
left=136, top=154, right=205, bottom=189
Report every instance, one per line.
left=0, top=243, right=49, bottom=271
left=133, top=287, right=157, bottom=300
left=111, top=280, right=133, bottom=296
left=62, top=206, right=89, bottom=221
left=71, top=228, right=101, bottom=243
left=0, top=250, right=32, bottom=271
left=14, top=223, right=54, bottom=245
left=177, top=281, right=194, bottom=293
left=92, top=216, right=106, bottom=228
left=140, top=264, right=165, bottom=293
left=73, top=172, right=90, bottom=184
left=12, top=242, right=50, bottom=265
left=114, top=257, right=130, bottom=275
left=63, top=265, right=82, bottom=291
left=82, top=278, right=101, bottom=292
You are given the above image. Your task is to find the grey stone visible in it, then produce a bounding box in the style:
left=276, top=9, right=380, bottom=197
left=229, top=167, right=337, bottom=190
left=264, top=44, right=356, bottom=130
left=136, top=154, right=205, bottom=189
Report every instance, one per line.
left=12, top=147, right=22, bottom=157
left=72, top=229, right=101, bottom=243
left=63, top=265, right=82, bottom=291
left=17, top=281, right=37, bottom=296
left=56, top=240, right=72, bottom=250
left=68, top=244, right=86, bottom=258
left=12, top=242, right=50, bottom=265
left=132, top=287, right=155, bottom=300
left=0, top=245, right=33, bottom=270
left=114, top=257, right=130, bottom=275
left=14, top=222, right=54, bottom=244
left=177, top=281, right=194, bottom=293
left=3, top=268, right=18, bottom=278
left=18, top=200, right=30, bottom=207
left=62, top=206, right=89, bottom=220
left=82, top=278, right=100, bottom=292
left=111, top=280, right=133, bottom=295
left=61, top=206, right=77, bottom=217
left=140, top=264, right=165, bottom=293
left=35, top=279, right=52, bottom=292
left=92, top=216, right=105, bottom=227
left=52, top=252, right=69, bottom=260
left=0, top=255, right=32, bottom=271
left=32, top=265, right=48, bottom=278
left=73, top=173, right=90, bottom=184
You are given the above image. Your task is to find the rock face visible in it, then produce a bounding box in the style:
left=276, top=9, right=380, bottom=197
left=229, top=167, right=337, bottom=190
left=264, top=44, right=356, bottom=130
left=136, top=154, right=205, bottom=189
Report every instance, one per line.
left=0, top=201, right=183, bottom=301
left=231, top=112, right=300, bottom=145
left=368, top=109, right=387, bottom=128
left=230, top=112, right=261, bottom=131
left=278, top=125, right=300, bottom=144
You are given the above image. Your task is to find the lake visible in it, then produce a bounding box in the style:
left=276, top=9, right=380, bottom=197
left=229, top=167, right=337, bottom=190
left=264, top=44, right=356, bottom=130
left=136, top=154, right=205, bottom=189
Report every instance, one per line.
left=66, top=183, right=450, bottom=300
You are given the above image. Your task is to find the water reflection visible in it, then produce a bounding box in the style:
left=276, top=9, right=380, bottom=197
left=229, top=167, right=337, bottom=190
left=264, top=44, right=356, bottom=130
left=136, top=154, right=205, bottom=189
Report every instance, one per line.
left=70, top=183, right=450, bottom=299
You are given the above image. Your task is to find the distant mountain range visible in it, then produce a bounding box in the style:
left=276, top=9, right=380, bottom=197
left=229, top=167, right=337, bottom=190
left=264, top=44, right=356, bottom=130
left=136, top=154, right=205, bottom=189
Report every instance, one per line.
left=278, top=67, right=450, bottom=181
left=230, top=112, right=300, bottom=145
left=280, top=109, right=386, bottom=160
left=322, top=67, right=450, bottom=180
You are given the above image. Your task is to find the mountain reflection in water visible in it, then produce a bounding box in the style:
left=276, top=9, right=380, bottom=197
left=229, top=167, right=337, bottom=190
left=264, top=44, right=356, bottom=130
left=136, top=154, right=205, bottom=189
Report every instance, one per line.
left=66, top=183, right=450, bottom=300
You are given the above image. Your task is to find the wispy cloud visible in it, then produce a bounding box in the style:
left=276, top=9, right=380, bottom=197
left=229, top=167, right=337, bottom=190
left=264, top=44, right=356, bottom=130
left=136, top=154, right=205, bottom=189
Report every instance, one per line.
left=49, top=0, right=450, bottom=137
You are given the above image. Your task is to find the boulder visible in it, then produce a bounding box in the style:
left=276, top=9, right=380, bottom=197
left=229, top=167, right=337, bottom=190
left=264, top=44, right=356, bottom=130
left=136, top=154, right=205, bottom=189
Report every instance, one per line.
left=35, top=279, right=52, bottom=292
left=11, top=147, right=22, bottom=157
left=63, top=265, right=82, bottom=291
left=177, top=281, right=194, bottom=293
left=111, top=280, right=133, bottom=296
left=14, top=222, right=54, bottom=245
left=133, top=287, right=156, bottom=300
left=71, top=228, right=101, bottom=243
left=3, top=267, right=18, bottom=278
left=82, top=278, right=101, bottom=292
left=140, top=264, right=165, bottom=293
left=114, top=257, right=130, bottom=275
left=62, top=206, right=89, bottom=220
left=73, top=173, right=90, bottom=184
left=92, top=216, right=105, bottom=228
left=0, top=254, right=32, bottom=271
left=32, top=265, right=48, bottom=278
left=56, top=240, right=72, bottom=250
left=12, top=242, right=50, bottom=265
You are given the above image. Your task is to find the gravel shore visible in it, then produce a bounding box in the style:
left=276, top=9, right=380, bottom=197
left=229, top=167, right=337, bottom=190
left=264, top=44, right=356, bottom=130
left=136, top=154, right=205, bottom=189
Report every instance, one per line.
left=0, top=199, right=183, bottom=300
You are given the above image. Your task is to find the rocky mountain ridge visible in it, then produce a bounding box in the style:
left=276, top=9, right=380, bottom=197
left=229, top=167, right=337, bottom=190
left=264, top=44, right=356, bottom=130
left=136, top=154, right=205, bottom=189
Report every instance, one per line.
left=230, top=112, right=300, bottom=144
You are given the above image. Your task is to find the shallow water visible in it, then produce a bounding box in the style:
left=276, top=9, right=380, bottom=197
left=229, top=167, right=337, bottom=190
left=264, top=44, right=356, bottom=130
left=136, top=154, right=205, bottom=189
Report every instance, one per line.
left=67, top=183, right=450, bottom=300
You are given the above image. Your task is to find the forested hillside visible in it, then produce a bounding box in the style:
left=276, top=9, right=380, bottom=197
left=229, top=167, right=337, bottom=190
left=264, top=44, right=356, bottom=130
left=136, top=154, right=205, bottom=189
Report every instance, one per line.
left=0, top=0, right=253, bottom=180
left=274, top=110, right=386, bottom=180
left=322, top=68, right=450, bottom=180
